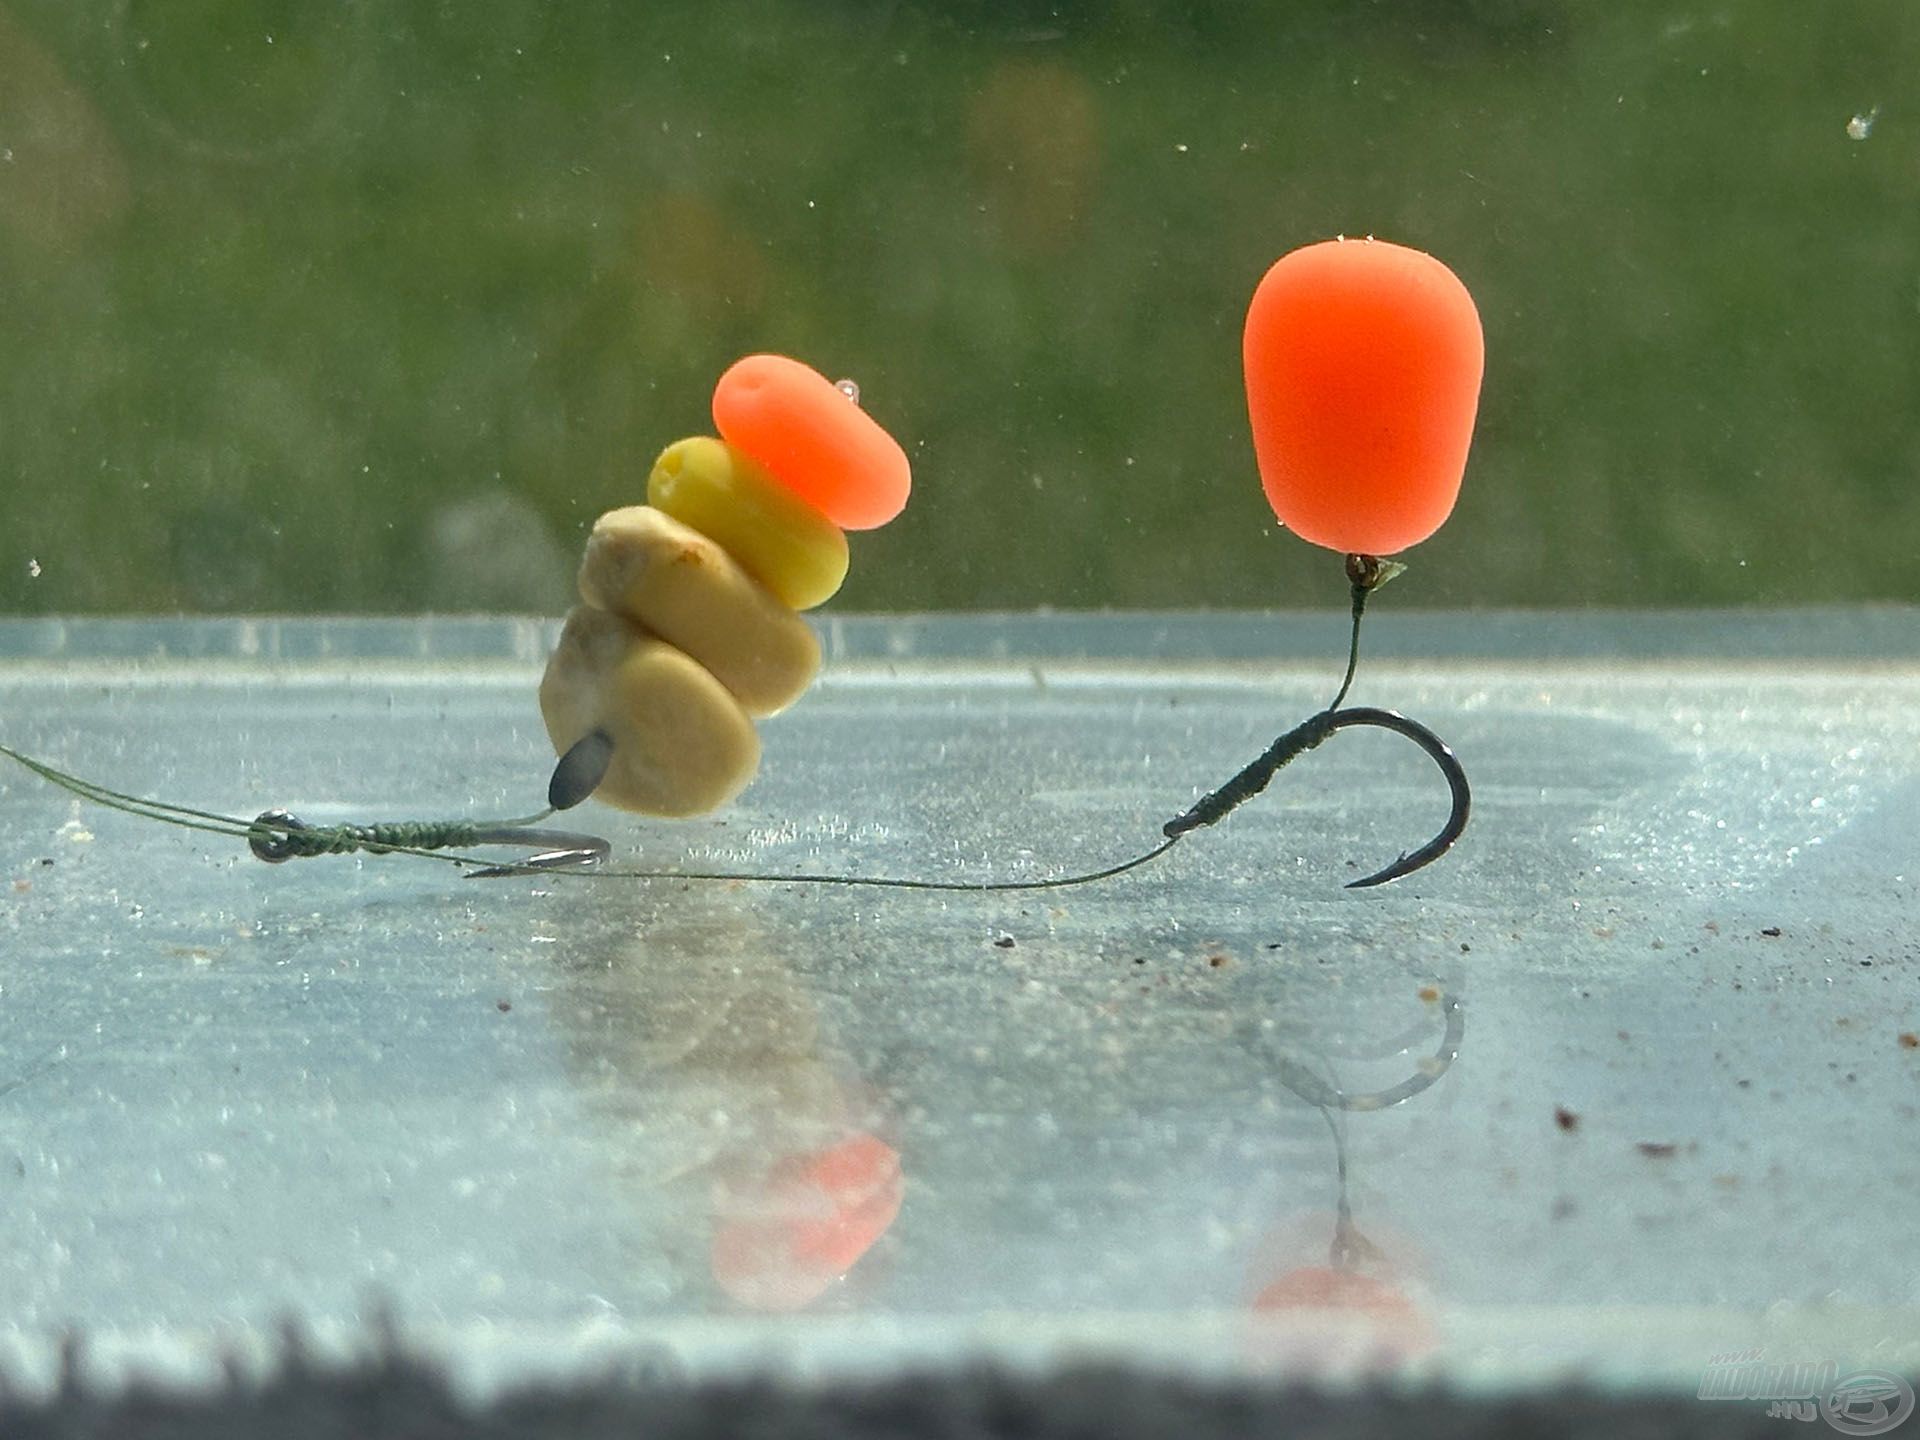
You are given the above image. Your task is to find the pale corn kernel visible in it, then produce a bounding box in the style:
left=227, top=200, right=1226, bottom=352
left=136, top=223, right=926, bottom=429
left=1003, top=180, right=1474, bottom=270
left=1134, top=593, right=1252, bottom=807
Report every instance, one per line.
left=539, top=605, right=760, bottom=816
left=580, top=505, right=820, bottom=717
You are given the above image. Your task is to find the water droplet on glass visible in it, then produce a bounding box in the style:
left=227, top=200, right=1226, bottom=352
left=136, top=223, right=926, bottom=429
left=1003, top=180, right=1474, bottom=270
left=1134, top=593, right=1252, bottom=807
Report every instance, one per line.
left=834, top=378, right=861, bottom=405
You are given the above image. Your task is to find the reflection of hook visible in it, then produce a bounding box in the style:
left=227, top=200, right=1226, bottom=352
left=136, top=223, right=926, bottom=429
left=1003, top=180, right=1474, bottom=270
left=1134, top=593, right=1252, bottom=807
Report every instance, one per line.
left=1273, top=994, right=1464, bottom=1114
left=1248, top=989, right=1462, bottom=1351
left=1162, top=706, right=1470, bottom=889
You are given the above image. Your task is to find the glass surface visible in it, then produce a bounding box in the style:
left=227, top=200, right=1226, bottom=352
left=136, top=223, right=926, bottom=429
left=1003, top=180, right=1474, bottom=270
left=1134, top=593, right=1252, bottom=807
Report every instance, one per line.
left=2, top=617, right=1916, bottom=1396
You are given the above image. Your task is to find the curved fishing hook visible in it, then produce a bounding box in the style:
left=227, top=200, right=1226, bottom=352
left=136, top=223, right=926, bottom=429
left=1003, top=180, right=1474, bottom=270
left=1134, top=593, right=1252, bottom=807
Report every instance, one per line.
left=1161, top=704, right=1470, bottom=889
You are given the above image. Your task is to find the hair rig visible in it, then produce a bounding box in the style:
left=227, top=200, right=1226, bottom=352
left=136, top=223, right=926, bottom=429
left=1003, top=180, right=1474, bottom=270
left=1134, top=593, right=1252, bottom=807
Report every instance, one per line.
left=6, top=239, right=1482, bottom=895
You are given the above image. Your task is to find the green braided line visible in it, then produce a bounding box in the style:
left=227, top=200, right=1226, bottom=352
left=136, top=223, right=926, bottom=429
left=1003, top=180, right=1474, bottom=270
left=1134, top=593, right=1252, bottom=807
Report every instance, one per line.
left=264, top=820, right=483, bottom=859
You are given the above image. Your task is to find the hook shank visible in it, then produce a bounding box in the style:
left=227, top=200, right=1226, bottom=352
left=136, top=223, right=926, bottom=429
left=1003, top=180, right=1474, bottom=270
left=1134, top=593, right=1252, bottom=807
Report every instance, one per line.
left=246, top=808, right=609, bottom=874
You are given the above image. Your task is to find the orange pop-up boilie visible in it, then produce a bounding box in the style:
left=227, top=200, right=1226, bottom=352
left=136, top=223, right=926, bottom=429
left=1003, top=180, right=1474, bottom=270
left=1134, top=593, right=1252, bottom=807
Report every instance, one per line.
left=713, top=354, right=911, bottom=531
left=1244, top=237, right=1483, bottom=558
left=1157, top=237, right=1484, bottom=886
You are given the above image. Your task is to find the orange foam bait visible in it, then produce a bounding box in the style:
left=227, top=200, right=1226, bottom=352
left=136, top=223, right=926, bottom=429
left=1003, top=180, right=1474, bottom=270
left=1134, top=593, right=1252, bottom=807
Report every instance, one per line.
left=712, top=354, right=911, bottom=531
left=1244, top=238, right=1483, bottom=557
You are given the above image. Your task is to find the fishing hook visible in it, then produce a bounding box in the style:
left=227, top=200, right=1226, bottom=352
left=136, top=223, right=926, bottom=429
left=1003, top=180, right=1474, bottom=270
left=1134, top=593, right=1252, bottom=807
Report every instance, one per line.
left=1161, top=704, right=1471, bottom=889
left=245, top=809, right=610, bottom=876
left=243, top=728, right=619, bottom=876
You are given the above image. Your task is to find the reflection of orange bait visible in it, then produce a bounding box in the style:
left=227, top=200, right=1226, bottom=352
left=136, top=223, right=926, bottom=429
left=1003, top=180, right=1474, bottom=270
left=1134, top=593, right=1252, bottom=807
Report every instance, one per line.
left=1247, top=1184, right=1440, bottom=1372
left=539, top=356, right=910, bottom=815
left=1254, top=1265, right=1424, bottom=1324
left=1251, top=1264, right=1436, bottom=1362
left=709, top=1132, right=904, bottom=1312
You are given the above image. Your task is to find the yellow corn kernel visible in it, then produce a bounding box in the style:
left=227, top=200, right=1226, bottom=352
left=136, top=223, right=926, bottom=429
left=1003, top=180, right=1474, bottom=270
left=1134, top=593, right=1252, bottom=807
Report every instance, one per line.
left=647, top=436, right=850, bottom=610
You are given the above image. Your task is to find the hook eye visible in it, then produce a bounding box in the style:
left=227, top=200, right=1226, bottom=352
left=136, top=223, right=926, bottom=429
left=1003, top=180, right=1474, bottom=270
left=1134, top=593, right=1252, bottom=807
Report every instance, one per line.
left=247, top=809, right=307, bottom=864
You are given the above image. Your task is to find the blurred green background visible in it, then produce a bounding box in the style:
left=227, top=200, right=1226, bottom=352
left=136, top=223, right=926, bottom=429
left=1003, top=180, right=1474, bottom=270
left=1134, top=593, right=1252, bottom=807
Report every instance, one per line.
left=1, top=1, right=1915, bottom=614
